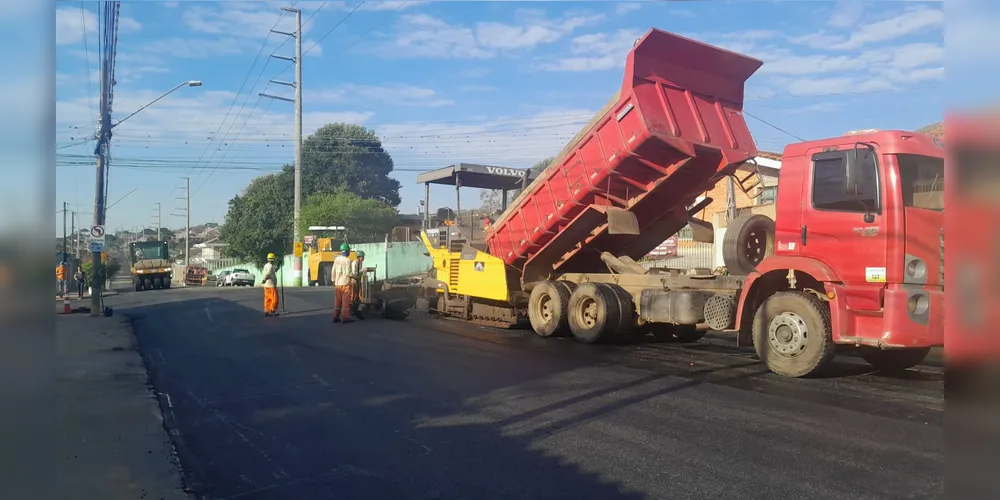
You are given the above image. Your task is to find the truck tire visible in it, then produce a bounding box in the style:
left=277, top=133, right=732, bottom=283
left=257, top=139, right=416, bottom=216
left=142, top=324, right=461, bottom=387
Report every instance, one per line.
left=723, top=213, right=775, bottom=275
left=163, top=280, right=171, bottom=290
left=134, top=280, right=142, bottom=292
left=752, top=291, right=835, bottom=378
left=528, top=281, right=576, bottom=337
left=568, top=282, right=626, bottom=344
left=604, top=283, right=636, bottom=339
left=859, top=347, right=930, bottom=373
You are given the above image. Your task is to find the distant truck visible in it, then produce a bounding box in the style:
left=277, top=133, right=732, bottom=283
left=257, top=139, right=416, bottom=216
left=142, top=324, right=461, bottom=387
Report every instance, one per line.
left=128, top=240, right=173, bottom=291
left=413, top=28, right=944, bottom=378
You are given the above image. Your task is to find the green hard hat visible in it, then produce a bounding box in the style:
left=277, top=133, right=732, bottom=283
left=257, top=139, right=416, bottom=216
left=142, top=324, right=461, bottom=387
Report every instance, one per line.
left=356, top=251, right=365, bottom=258
left=340, top=242, right=350, bottom=251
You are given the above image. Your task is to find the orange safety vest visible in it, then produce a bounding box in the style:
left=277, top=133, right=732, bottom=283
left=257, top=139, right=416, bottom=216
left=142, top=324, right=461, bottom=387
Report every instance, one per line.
left=56, top=265, right=66, bottom=280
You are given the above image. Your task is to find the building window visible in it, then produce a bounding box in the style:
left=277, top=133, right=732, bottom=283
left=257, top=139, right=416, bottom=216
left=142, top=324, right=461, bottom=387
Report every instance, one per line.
left=757, top=185, right=777, bottom=205
left=811, top=150, right=879, bottom=213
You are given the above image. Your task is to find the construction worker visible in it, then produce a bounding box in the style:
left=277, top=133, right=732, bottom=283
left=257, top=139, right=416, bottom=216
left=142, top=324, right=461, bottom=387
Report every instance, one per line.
left=262, top=253, right=279, bottom=316
left=331, top=242, right=354, bottom=323
left=56, top=261, right=67, bottom=296
left=352, top=251, right=366, bottom=320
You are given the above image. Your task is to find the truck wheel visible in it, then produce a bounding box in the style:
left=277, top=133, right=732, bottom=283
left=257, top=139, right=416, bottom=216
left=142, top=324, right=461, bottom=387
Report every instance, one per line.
left=723, top=213, right=775, bottom=275
left=604, top=283, right=636, bottom=339
left=859, top=347, right=931, bottom=373
left=134, top=280, right=142, bottom=292
left=153, top=277, right=162, bottom=289
left=528, top=281, right=575, bottom=337
left=568, top=283, right=626, bottom=344
left=163, top=280, right=171, bottom=290
left=752, top=291, right=835, bottom=378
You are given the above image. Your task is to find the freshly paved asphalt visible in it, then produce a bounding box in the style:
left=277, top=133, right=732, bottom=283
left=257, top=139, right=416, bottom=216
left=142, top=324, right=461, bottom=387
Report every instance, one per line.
left=108, top=286, right=944, bottom=500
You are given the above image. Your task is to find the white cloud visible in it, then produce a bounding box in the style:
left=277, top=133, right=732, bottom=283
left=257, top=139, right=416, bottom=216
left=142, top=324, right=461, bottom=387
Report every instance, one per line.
left=309, top=84, right=454, bottom=107
left=826, top=0, right=865, bottom=29
left=615, top=3, right=642, bottom=16
left=137, top=37, right=251, bottom=59
left=182, top=3, right=310, bottom=38
left=791, top=6, right=944, bottom=50
left=371, top=10, right=604, bottom=59
left=457, top=85, right=498, bottom=93
left=55, top=7, right=142, bottom=45
left=164, top=1, right=179, bottom=7
left=534, top=29, right=644, bottom=72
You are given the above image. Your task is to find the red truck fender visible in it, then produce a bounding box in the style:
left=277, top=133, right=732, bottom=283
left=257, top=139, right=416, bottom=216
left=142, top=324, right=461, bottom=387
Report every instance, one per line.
left=734, top=255, right=842, bottom=345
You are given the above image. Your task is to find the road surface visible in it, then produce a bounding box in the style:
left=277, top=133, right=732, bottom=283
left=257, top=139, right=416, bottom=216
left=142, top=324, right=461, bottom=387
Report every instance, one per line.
left=107, top=286, right=944, bottom=500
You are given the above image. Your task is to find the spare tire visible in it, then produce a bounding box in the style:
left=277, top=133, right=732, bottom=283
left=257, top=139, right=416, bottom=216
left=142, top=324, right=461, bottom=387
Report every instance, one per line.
left=723, top=213, right=775, bottom=275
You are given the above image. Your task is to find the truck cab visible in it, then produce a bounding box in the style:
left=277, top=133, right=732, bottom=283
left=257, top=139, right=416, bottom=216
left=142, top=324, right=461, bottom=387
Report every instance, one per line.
left=739, top=129, right=944, bottom=371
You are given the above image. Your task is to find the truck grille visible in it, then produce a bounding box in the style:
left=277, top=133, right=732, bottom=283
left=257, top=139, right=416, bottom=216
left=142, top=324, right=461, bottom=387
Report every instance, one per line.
left=939, top=231, right=945, bottom=288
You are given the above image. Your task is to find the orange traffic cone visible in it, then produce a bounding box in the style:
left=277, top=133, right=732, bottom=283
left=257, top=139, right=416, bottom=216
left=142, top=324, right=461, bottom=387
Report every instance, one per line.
left=62, top=298, right=71, bottom=314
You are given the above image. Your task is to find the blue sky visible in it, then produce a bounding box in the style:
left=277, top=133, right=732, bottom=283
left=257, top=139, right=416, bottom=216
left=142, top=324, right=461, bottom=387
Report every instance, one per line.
left=53, top=0, right=955, bottom=235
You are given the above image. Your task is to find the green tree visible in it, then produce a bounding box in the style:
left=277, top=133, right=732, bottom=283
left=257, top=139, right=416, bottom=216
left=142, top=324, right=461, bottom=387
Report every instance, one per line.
left=220, top=122, right=401, bottom=264
left=219, top=172, right=294, bottom=267
left=479, top=157, right=554, bottom=212
left=300, top=191, right=398, bottom=243
left=301, top=123, right=401, bottom=207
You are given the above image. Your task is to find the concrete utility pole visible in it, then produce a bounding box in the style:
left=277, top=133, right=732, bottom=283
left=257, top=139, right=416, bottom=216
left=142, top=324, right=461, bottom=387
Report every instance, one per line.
left=261, top=6, right=303, bottom=286
left=177, top=177, right=190, bottom=267
left=62, top=202, right=68, bottom=265
left=153, top=202, right=161, bottom=241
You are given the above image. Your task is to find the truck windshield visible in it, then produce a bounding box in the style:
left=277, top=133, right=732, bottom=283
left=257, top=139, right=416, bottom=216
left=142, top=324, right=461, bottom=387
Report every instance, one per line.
left=132, top=242, right=167, bottom=261
left=896, top=154, right=943, bottom=212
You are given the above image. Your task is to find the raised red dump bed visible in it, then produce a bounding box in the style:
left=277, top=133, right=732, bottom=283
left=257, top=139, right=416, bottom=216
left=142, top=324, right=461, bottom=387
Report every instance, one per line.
left=485, top=28, right=764, bottom=282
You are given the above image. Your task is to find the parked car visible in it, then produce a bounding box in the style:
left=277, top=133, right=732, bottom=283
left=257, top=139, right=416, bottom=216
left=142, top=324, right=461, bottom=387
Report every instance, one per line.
left=215, top=270, right=231, bottom=286
left=227, top=268, right=255, bottom=287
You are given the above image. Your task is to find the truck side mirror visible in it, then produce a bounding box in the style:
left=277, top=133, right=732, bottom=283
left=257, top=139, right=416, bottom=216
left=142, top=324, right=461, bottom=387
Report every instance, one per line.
left=844, top=148, right=862, bottom=195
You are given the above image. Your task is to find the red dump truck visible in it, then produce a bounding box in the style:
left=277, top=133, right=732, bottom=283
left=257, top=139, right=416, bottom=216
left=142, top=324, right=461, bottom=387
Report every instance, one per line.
left=414, top=28, right=944, bottom=378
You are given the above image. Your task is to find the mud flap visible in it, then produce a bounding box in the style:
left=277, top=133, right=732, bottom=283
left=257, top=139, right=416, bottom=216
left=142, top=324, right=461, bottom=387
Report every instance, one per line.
left=687, top=217, right=715, bottom=243
left=606, top=206, right=640, bottom=235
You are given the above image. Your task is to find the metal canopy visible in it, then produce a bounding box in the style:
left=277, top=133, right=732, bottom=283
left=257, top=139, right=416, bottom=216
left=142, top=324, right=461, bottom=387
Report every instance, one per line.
left=416, top=163, right=538, bottom=190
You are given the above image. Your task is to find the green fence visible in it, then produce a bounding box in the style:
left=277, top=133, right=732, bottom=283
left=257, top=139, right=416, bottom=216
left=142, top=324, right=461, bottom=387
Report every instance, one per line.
left=210, top=241, right=432, bottom=287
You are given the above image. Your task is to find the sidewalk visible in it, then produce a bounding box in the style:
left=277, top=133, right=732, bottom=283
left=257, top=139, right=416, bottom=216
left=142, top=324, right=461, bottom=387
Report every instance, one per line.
left=56, top=315, right=190, bottom=499
left=54, top=290, right=119, bottom=301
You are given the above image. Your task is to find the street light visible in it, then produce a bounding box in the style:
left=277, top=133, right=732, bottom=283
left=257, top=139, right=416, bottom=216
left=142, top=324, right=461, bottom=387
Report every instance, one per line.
left=111, top=80, right=203, bottom=129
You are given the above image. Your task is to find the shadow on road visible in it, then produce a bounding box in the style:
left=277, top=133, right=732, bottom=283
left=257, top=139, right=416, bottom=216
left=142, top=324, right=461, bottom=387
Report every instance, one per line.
left=116, top=290, right=944, bottom=500
left=122, top=296, right=685, bottom=499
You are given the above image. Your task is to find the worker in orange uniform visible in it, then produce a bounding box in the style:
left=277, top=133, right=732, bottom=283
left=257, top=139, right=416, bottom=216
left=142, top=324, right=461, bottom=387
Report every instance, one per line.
left=262, top=253, right=279, bottom=316
left=56, top=261, right=67, bottom=297
left=331, top=242, right=355, bottom=323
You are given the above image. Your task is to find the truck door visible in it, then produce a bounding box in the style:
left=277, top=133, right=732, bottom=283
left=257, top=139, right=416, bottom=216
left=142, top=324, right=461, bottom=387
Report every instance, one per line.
left=800, top=147, right=887, bottom=292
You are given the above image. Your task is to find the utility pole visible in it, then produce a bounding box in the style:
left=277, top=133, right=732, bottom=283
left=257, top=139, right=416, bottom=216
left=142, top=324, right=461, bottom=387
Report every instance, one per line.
left=174, top=177, right=190, bottom=268
left=62, top=202, right=68, bottom=265
left=261, top=6, right=303, bottom=286
left=153, top=202, right=161, bottom=241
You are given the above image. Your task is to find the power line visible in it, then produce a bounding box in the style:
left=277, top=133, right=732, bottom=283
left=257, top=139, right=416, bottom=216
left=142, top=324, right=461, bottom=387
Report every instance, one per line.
left=180, top=2, right=299, bottom=200
left=744, top=110, right=806, bottom=142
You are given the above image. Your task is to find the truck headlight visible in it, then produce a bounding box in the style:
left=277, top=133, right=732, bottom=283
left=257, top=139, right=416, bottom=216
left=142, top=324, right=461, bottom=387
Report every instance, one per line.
left=907, top=293, right=929, bottom=315
left=906, top=257, right=926, bottom=279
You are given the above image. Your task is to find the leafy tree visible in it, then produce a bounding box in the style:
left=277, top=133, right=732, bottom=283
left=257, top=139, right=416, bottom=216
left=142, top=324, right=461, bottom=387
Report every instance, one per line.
left=220, top=122, right=402, bottom=264
left=479, top=157, right=554, bottom=212
left=301, top=123, right=401, bottom=207
left=219, top=172, right=294, bottom=267
left=300, top=191, right=398, bottom=243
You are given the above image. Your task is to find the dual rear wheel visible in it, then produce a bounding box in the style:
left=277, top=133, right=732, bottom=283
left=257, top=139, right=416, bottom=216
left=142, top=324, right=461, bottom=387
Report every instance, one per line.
left=528, top=281, right=634, bottom=344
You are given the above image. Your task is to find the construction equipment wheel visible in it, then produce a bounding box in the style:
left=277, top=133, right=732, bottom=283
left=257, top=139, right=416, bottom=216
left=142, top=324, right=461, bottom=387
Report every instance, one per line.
left=752, top=291, right=835, bottom=378
left=134, top=280, right=142, bottom=292
left=723, top=213, right=775, bottom=275
left=528, top=281, right=576, bottom=337
left=859, top=347, right=931, bottom=373
left=163, top=280, right=171, bottom=290
left=567, top=282, right=628, bottom=344
left=604, top=283, right=636, bottom=339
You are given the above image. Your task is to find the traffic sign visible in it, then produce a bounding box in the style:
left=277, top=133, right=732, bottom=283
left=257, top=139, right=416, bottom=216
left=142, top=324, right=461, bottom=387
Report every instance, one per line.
left=89, top=225, right=106, bottom=253
left=293, top=241, right=303, bottom=257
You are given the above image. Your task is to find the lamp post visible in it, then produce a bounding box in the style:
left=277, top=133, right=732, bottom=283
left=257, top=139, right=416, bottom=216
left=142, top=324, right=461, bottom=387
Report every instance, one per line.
left=111, top=80, right=202, bottom=130
left=89, top=80, right=202, bottom=316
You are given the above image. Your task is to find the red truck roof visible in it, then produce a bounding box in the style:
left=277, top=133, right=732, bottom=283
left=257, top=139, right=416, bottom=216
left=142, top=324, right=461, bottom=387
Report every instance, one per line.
left=485, top=28, right=763, bottom=281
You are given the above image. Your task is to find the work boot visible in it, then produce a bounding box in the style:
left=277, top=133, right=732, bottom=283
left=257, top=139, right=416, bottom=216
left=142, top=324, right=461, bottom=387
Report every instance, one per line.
left=342, top=318, right=354, bottom=324
left=332, top=317, right=341, bottom=323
